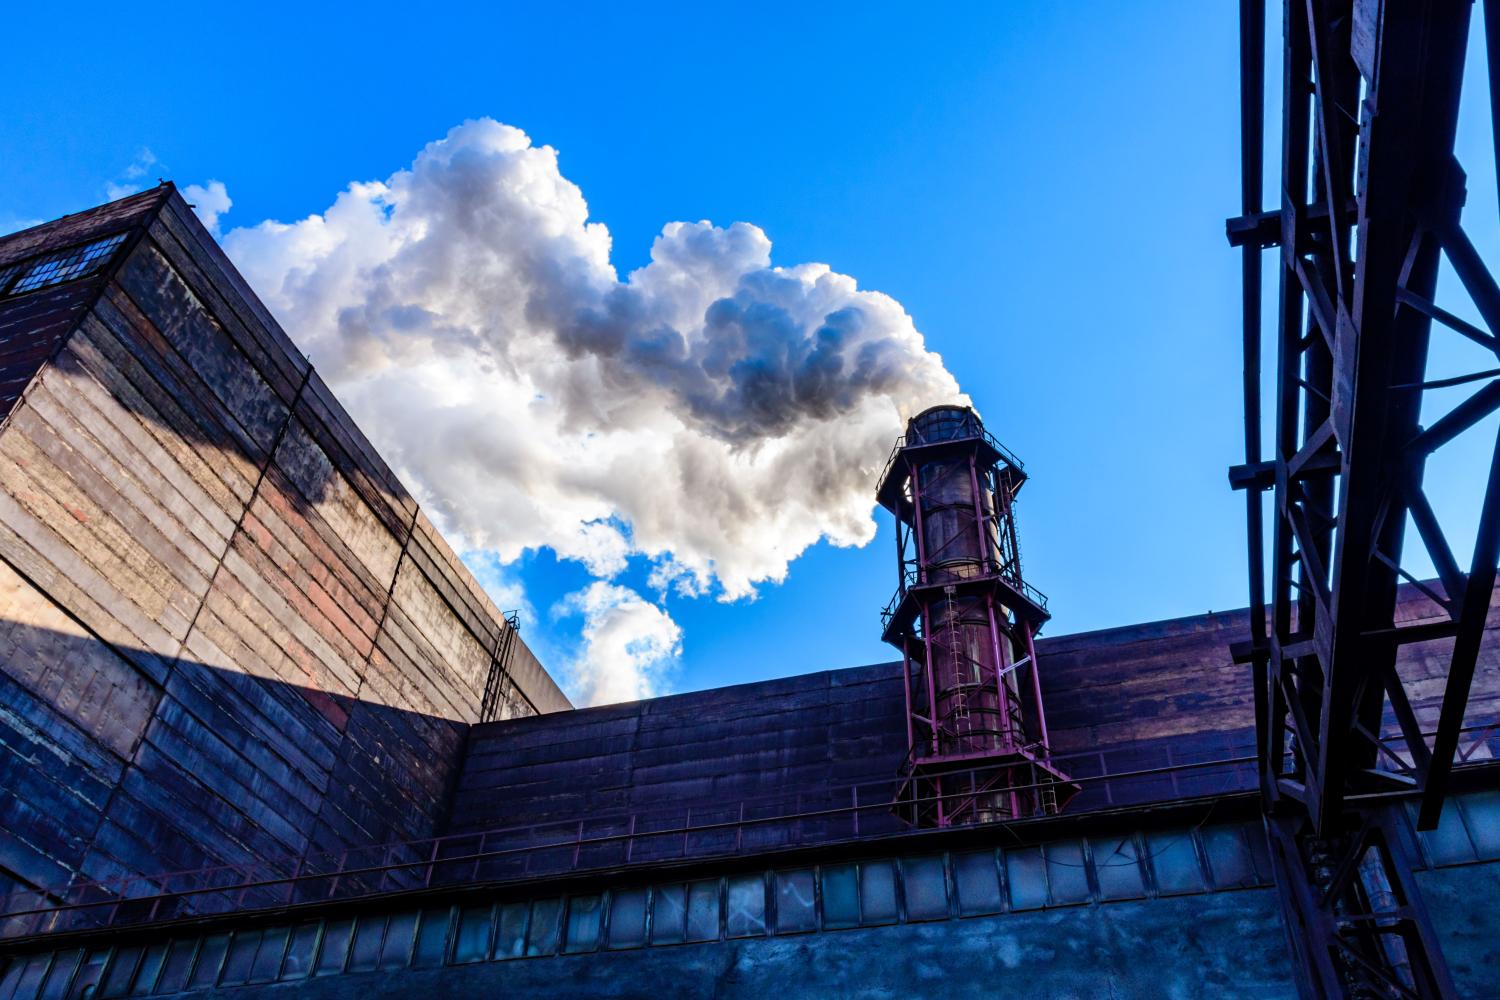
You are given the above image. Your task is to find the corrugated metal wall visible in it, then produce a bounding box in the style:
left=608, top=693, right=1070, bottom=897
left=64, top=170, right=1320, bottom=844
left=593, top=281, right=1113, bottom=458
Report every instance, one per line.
left=0, top=188, right=569, bottom=913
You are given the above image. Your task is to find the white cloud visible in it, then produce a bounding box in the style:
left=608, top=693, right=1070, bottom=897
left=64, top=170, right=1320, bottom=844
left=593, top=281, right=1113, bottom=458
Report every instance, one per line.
left=105, top=148, right=159, bottom=199
left=554, top=582, right=681, bottom=706
left=219, top=118, right=965, bottom=604
left=183, top=181, right=232, bottom=236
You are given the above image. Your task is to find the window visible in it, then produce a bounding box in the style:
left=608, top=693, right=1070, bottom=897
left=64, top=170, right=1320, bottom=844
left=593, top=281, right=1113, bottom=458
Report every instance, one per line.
left=1147, top=830, right=1206, bottom=895
left=686, top=880, right=720, bottom=942
left=1005, top=847, right=1048, bottom=911
left=493, top=902, right=528, bottom=960
left=651, top=884, right=687, bottom=944
left=1202, top=826, right=1259, bottom=889
left=900, top=856, right=949, bottom=920
left=0, top=233, right=127, bottom=297
left=451, top=906, right=492, bottom=964
left=525, top=898, right=563, bottom=956
left=1091, top=835, right=1146, bottom=900
left=953, top=850, right=1004, bottom=915
left=1045, top=841, right=1090, bottom=905
left=725, top=875, right=767, bottom=937
left=820, top=864, right=860, bottom=929
left=564, top=895, right=603, bottom=953
left=606, top=888, right=649, bottom=949
left=774, top=869, right=818, bottom=934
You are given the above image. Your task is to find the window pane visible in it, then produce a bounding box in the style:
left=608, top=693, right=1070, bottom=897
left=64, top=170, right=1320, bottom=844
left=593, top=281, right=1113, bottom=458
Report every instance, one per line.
left=774, top=870, right=818, bottom=934
left=412, top=908, right=453, bottom=969
left=953, top=851, right=1003, bottom=915
left=100, top=945, right=142, bottom=996
left=250, top=928, right=289, bottom=983
left=821, top=864, right=860, bottom=929
left=281, top=924, right=320, bottom=980
left=725, top=876, right=766, bottom=937
left=651, top=884, right=687, bottom=944
left=1459, top=792, right=1500, bottom=859
left=72, top=950, right=110, bottom=999
left=347, top=917, right=385, bottom=973
left=189, top=934, right=231, bottom=989
left=1045, top=841, right=1090, bottom=905
left=1092, top=836, right=1145, bottom=900
left=1005, top=847, right=1047, bottom=910
left=900, top=855, right=949, bottom=920
left=155, top=940, right=198, bottom=994
left=1148, top=830, right=1205, bottom=895
left=565, top=896, right=603, bottom=953
left=314, top=920, right=353, bottom=976
left=379, top=912, right=417, bottom=970
left=686, top=880, right=720, bottom=942
left=607, top=889, right=649, bottom=949
left=860, top=861, right=899, bottom=924
left=494, top=902, right=528, bottom=960
left=41, top=949, right=84, bottom=1000
left=1202, top=826, right=1258, bottom=889
left=453, top=906, right=493, bottom=964
left=128, top=943, right=167, bottom=996
left=527, top=898, right=563, bottom=956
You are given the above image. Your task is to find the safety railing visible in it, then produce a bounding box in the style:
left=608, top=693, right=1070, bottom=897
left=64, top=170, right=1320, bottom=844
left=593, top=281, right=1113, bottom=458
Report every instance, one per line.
left=0, top=734, right=1260, bottom=940
left=6, top=720, right=1495, bottom=941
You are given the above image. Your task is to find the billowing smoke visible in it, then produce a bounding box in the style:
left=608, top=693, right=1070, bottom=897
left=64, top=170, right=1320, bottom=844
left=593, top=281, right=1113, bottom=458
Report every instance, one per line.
left=554, top=583, right=682, bottom=705
left=216, top=118, right=964, bottom=703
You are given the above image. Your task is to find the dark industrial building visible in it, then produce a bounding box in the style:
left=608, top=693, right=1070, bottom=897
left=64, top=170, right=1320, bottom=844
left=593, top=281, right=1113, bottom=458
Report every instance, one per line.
left=3, top=3, right=1500, bottom=996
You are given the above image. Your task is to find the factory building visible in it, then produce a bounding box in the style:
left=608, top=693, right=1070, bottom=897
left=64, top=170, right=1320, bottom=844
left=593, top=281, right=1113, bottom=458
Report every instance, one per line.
left=0, top=187, right=1497, bottom=998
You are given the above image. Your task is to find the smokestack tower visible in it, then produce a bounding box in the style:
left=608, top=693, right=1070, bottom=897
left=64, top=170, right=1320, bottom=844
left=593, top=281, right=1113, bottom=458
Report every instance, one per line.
left=877, top=405, right=1076, bottom=826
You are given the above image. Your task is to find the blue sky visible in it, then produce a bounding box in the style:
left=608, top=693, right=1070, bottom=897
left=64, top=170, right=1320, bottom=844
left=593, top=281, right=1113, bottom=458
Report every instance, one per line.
left=4, top=3, right=1496, bottom=702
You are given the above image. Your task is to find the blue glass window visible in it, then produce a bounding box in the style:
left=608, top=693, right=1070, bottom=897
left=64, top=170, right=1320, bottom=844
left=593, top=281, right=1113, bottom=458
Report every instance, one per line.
left=250, top=928, right=289, bottom=982
left=565, top=895, right=603, bottom=953
left=1203, top=826, right=1258, bottom=889
left=860, top=861, right=900, bottom=924
left=686, top=880, right=721, bottom=942
left=379, top=912, right=416, bottom=970
left=1092, top=835, right=1145, bottom=900
left=99, top=944, right=142, bottom=996
left=189, top=934, right=231, bottom=989
left=452, top=906, right=492, bottom=964
left=821, top=864, right=860, bottom=928
left=1148, top=830, right=1205, bottom=894
left=726, top=875, right=767, bottom=937
left=280, top=924, right=320, bottom=980
left=346, top=917, right=384, bottom=973
left=774, top=869, right=818, bottom=934
left=652, top=884, right=687, bottom=944
left=129, top=943, right=167, bottom=996
left=953, top=850, right=1004, bottom=915
left=1045, top=841, right=1091, bottom=905
left=1459, top=791, right=1500, bottom=859
left=901, top=855, right=949, bottom=920
left=1005, top=847, right=1048, bottom=910
left=493, top=902, right=528, bottom=960
left=526, top=898, right=563, bottom=956
left=412, top=908, right=452, bottom=969
left=607, top=888, right=649, bottom=949
left=157, top=941, right=199, bottom=994
left=40, top=949, right=83, bottom=1000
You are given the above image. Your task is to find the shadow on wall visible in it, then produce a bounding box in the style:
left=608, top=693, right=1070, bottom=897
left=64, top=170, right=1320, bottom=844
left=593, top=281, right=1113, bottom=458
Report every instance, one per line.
left=0, top=611, right=468, bottom=923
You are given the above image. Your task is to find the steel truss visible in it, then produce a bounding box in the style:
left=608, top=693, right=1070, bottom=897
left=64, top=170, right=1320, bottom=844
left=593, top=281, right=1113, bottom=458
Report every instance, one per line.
left=1230, top=0, right=1500, bottom=996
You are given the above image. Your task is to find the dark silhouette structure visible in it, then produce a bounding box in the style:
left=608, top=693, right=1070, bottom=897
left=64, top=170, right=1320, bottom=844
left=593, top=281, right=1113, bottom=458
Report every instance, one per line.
left=1230, top=0, right=1500, bottom=995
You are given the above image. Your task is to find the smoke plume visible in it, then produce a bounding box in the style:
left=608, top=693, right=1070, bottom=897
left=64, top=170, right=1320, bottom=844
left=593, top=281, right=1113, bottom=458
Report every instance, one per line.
left=217, top=118, right=964, bottom=702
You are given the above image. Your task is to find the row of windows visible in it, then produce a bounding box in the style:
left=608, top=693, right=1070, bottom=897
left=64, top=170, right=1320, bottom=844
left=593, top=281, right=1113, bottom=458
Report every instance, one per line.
left=0, top=234, right=128, bottom=299
left=0, top=821, right=1271, bottom=999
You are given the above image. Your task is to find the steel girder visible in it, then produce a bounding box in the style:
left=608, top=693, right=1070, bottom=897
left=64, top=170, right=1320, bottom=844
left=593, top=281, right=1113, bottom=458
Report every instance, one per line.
left=1230, top=0, right=1500, bottom=996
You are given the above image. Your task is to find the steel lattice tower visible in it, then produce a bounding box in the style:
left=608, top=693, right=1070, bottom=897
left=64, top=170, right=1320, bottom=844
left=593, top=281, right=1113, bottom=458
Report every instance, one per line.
left=877, top=405, right=1076, bottom=826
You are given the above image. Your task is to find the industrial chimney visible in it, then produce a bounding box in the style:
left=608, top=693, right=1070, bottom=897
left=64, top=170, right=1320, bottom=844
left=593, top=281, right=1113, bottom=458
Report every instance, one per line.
left=876, top=405, right=1076, bottom=826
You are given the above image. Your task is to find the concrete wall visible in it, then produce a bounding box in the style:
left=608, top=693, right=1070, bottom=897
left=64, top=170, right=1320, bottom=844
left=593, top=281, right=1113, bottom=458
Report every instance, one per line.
left=0, top=188, right=568, bottom=913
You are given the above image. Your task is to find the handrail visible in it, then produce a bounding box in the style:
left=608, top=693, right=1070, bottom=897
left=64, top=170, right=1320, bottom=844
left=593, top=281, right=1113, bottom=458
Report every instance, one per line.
left=5, top=719, right=1492, bottom=940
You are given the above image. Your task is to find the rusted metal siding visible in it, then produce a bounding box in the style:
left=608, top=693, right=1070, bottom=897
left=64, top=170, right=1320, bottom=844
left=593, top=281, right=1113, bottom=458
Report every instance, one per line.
left=0, top=188, right=567, bottom=913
